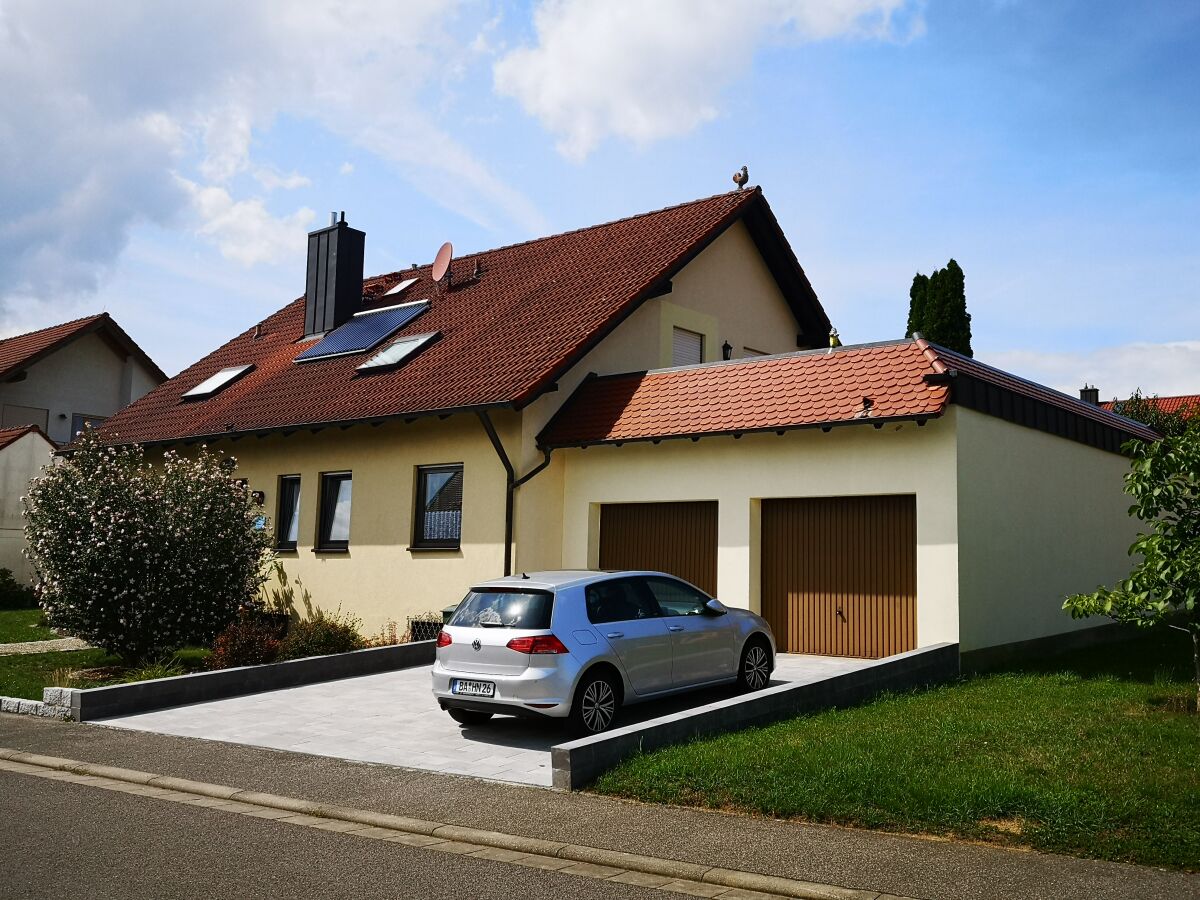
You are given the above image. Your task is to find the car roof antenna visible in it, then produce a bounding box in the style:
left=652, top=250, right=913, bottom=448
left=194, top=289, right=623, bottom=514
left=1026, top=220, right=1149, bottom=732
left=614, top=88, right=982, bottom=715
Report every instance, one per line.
left=521, top=572, right=530, bottom=579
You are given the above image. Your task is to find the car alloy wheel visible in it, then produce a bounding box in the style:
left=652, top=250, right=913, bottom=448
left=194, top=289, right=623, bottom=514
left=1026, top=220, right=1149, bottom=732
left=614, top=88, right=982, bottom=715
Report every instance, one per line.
left=743, top=644, right=770, bottom=690
left=580, top=678, right=617, bottom=733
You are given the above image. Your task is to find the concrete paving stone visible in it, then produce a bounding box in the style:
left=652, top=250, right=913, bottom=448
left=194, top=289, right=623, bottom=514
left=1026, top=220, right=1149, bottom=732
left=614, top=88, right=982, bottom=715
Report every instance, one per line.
left=274, top=814, right=328, bottom=827
left=608, top=871, right=675, bottom=888
left=508, top=854, right=578, bottom=871
left=379, top=832, right=446, bottom=848
left=710, top=890, right=789, bottom=900
left=424, top=840, right=481, bottom=855
left=468, top=847, right=531, bottom=863
left=558, top=862, right=627, bottom=879
left=658, top=881, right=729, bottom=898
left=343, top=825, right=402, bottom=840
left=306, top=819, right=365, bottom=834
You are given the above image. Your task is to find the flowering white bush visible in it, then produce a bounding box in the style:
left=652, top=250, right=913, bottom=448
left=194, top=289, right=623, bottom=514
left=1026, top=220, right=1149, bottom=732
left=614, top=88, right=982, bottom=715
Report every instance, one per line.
left=23, top=431, right=273, bottom=662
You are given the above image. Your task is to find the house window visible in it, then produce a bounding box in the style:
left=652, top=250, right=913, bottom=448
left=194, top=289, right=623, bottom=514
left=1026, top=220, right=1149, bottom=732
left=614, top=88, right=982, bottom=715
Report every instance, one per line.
left=71, top=414, right=106, bottom=436
left=317, top=472, right=352, bottom=551
left=671, top=327, right=704, bottom=366
left=413, top=464, right=463, bottom=548
left=276, top=476, right=301, bottom=550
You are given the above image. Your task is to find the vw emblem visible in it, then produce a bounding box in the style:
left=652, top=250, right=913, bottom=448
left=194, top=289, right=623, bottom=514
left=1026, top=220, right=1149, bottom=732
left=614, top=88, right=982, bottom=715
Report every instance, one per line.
left=471, top=639, right=482, bottom=652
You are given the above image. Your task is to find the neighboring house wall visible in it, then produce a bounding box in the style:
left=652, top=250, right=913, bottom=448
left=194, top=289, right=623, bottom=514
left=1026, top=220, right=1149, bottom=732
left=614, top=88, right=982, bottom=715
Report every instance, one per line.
left=556, top=416, right=962, bottom=649
left=216, top=412, right=516, bottom=632
left=0, top=332, right=160, bottom=444
left=954, top=407, right=1138, bottom=652
left=511, top=219, right=806, bottom=574
left=0, top=432, right=54, bottom=583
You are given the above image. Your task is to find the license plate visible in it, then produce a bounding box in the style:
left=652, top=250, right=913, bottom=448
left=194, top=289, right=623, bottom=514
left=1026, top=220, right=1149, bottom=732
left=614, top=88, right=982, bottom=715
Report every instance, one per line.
left=451, top=679, right=495, bottom=698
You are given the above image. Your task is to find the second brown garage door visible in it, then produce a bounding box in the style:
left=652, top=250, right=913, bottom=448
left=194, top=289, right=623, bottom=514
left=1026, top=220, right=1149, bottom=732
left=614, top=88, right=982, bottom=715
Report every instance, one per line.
left=761, top=495, right=916, bottom=658
left=598, top=501, right=717, bottom=596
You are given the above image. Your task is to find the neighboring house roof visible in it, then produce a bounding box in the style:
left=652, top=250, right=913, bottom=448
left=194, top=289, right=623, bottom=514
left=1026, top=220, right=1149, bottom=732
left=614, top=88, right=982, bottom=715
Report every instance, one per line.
left=538, top=338, right=1159, bottom=454
left=96, top=188, right=831, bottom=446
left=0, top=313, right=166, bottom=384
left=0, top=424, right=55, bottom=452
left=1100, top=394, right=1200, bottom=417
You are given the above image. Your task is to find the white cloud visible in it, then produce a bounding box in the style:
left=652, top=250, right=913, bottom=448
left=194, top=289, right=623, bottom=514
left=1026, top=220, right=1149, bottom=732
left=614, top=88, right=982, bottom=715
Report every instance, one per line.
left=339, top=162, right=355, bottom=176
left=0, top=0, right=544, bottom=314
left=181, top=181, right=315, bottom=267
left=985, top=341, right=1200, bottom=401
left=494, top=0, right=923, bottom=160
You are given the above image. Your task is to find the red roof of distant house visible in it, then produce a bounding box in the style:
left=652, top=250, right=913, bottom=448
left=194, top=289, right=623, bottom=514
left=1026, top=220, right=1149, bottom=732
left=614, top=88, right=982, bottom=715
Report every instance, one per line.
left=96, top=189, right=830, bottom=445
left=538, top=338, right=1159, bottom=451
left=0, top=313, right=166, bottom=384
left=1100, top=394, right=1200, bottom=417
left=0, top=424, right=54, bottom=452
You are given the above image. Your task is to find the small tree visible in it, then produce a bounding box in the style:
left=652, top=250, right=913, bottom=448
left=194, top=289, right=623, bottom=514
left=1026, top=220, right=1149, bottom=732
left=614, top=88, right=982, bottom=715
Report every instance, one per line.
left=906, top=259, right=973, bottom=357
left=1064, top=422, right=1200, bottom=710
left=23, top=431, right=273, bottom=663
left=1109, top=389, right=1196, bottom=438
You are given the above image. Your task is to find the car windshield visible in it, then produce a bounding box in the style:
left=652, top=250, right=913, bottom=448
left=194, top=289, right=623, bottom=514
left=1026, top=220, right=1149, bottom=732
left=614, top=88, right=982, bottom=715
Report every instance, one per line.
left=449, top=590, right=553, bottom=629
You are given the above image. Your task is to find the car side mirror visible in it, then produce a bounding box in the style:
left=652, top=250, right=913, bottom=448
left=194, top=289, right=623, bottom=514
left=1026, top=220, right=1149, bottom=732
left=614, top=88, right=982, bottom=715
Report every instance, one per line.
left=703, top=599, right=728, bottom=616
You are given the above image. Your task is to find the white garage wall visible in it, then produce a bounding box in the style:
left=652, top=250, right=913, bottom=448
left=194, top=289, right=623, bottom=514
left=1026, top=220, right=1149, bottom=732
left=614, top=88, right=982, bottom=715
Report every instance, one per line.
left=559, top=415, right=961, bottom=648
left=954, top=406, right=1141, bottom=652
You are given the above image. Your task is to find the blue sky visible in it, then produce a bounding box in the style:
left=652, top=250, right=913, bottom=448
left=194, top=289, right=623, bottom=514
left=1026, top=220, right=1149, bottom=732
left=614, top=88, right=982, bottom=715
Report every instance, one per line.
left=1, top=0, right=1197, bottom=397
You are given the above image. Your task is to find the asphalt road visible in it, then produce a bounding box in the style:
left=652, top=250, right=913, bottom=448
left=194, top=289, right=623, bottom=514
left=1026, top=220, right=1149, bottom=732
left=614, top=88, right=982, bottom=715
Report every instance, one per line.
left=1, top=716, right=1196, bottom=900
left=0, top=772, right=658, bottom=900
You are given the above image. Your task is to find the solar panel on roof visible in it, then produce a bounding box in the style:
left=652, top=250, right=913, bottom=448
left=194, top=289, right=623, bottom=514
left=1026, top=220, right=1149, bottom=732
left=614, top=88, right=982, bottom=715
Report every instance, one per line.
left=182, top=364, right=254, bottom=400
left=295, top=300, right=429, bottom=362
left=356, top=332, right=439, bottom=372
left=384, top=277, right=419, bottom=297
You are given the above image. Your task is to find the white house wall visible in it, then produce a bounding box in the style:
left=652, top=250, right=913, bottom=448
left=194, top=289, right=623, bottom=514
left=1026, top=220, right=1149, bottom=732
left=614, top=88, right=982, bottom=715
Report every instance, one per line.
left=954, top=406, right=1140, bottom=652
left=0, top=332, right=160, bottom=444
left=558, top=416, right=961, bottom=649
left=0, top=432, right=55, bottom=583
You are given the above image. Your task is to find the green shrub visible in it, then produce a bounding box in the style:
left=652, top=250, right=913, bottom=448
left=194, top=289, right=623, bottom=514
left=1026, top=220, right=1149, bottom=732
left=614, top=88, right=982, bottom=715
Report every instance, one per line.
left=279, top=607, right=364, bottom=660
left=0, top=568, right=36, bottom=610
left=208, top=615, right=282, bottom=669
left=24, top=431, right=274, bottom=662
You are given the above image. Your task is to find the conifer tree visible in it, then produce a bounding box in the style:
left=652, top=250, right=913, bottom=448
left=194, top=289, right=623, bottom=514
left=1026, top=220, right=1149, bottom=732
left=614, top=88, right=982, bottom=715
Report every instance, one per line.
left=905, top=259, right=973, bottom=357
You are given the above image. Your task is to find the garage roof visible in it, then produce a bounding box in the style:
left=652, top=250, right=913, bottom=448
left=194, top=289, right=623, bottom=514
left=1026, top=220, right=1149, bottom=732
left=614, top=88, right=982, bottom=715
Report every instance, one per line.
left=538, top=337, right=1159, bottom=454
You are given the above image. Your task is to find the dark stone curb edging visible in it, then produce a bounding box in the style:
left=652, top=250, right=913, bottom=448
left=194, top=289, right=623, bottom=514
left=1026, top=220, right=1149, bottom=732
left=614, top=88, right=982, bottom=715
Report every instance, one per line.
left=551, top=643, right=960, bottom=789
left=2, top=641, right=436, bottom=722
left=0, top=747, right=908, bottom=900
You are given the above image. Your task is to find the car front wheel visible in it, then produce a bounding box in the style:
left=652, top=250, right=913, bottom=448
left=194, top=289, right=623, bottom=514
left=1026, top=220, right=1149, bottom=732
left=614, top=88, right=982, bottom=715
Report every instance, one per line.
left=738, top=639, right=771, bottom=692
left=569, top=671, right=621, bottom=736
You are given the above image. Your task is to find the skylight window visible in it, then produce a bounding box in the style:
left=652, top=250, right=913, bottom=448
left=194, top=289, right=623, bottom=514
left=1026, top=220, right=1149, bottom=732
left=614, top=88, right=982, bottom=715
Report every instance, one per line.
left=295, top=300, right=429, bottom=363
left=182, top=364, right=254, bottom=400
left=356, top=332, right=439, bottom=372
left=384, top=277, right=419, bottom=297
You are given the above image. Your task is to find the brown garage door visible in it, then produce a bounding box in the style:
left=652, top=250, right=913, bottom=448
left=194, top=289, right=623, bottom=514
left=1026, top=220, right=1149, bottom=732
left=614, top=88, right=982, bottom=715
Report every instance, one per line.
left=599, top=501, right=717, bottom=595
left=761, top=495, right=915, bottom=658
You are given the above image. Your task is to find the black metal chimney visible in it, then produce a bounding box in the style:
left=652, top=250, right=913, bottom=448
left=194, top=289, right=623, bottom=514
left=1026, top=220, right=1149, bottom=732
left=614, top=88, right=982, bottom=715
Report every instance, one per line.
left=304, top=211, right=365, bottom=337
left=1079, top=384, right=1100, bottom=405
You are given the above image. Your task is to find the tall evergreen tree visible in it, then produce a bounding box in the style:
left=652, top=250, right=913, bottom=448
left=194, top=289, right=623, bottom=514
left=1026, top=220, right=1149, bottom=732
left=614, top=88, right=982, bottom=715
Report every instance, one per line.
left=905, top=273, right=929, bottom=338
left=905, top=259, right=973, bottom=357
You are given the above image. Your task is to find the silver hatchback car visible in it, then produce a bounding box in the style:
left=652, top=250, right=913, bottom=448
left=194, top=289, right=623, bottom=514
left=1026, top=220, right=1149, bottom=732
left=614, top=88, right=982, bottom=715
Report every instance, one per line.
left=431, top=570, right=775, bottom=735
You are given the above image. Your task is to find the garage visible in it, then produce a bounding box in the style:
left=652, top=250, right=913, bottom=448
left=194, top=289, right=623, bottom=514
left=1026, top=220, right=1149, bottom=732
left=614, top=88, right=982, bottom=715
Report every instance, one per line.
left=761, top=495, right=916, bottom=658
left=598, top=501, right=718, bottom=595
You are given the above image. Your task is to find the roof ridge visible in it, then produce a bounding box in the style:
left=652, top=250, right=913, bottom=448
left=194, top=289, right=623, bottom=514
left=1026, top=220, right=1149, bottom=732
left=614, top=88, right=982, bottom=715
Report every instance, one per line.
left=0, top=312, right=106, bottom=345
left=643, top=338, right=919, bottom=376
left=363, top=188, right=761, bottom=285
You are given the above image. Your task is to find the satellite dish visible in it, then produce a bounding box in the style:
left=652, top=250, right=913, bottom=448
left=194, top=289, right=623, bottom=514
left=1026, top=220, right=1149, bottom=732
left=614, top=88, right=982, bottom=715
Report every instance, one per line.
left=432, top=242, right=453, bottom=282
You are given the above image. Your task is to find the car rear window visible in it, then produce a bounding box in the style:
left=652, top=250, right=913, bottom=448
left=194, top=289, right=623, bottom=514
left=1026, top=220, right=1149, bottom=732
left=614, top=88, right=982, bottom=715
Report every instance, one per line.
left=449, top=590, right=554, bottom=629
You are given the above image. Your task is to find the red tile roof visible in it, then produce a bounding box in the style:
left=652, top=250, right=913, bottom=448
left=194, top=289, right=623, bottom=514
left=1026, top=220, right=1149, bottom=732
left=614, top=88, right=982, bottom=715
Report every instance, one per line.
left=0, top=313, right=166, bottom=383
left=1100, top=394, right=1200, bottom=417
left=0, top=424, right=54, bottom=452
left=538, top=339, right=1159, bottom=449
left=98, top=189, right=829, bottom=445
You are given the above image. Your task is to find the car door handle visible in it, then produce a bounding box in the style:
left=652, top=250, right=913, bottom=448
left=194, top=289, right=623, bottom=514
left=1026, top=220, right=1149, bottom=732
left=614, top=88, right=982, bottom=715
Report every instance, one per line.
left=667, top=625, right=684, bottom=632
left=606, top=632, right=624, bottom=639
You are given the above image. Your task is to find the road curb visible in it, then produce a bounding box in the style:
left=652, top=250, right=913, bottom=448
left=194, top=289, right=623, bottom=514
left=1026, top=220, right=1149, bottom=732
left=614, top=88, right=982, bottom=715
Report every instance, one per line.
left=0, top=746, right=909, bottom=900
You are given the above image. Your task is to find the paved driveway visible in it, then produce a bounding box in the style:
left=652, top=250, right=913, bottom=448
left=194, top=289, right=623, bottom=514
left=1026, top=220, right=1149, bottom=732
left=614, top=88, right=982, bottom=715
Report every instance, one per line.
left=97, top=654, right=873, bottom=787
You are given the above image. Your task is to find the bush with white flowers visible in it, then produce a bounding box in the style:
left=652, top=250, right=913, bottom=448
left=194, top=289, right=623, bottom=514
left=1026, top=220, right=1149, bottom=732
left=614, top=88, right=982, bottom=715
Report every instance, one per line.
left=23, top=431, right=273, bottom=663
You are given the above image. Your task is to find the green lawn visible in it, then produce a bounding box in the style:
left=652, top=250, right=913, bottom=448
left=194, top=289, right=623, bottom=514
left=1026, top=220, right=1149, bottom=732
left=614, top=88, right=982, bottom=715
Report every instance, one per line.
left=0, top=647, right=212, bottom=700
left=0, top=608, right=57, bottom=644
left=593, top=631, right=1200, bottom=870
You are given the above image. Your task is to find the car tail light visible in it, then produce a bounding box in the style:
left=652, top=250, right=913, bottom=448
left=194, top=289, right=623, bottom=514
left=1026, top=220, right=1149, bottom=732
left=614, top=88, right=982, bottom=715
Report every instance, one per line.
left=436, top=630, right=452, bottom=648
left=506, top=634, right=569, bottom=655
